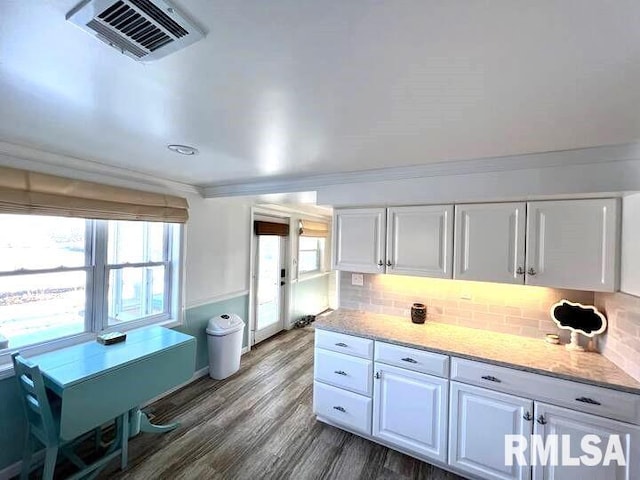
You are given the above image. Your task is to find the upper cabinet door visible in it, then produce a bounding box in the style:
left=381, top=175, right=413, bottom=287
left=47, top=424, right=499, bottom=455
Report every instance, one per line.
left=526, top=199, right=619, bottom=291
left=454, top=203, right=526, bottom=284
left=386, top=205, right=453, bottom=278
left=333, top=208, right=386, bottom=273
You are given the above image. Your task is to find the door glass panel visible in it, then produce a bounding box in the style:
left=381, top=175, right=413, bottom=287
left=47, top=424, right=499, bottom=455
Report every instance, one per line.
left=256, top=236, right=281, bottom=331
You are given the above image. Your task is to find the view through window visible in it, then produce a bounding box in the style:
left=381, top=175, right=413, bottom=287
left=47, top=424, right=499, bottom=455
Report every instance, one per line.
left=0, top=214, right=179, bottom=352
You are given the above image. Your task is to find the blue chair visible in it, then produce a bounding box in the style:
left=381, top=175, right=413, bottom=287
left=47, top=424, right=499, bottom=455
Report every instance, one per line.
left=12, top=353, right=115, bottom=480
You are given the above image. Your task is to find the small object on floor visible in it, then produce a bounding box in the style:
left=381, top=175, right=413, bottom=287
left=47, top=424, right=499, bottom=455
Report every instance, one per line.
left=294, top=315, right=316, bottom=328
left=97, top=331, right=127, bottom=345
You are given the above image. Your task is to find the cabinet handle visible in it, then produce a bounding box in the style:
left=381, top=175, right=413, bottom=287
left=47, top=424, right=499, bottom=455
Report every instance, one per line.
left=386, top=260, right=392, bottom=267
left=401, top=357, right=418, bottom=364
left=334, top=370, right=347, bottom=376
left=481, top=375, right=502, bottom=383
left=333, top=406, right=346, bottom=413
left=575, top=396, right=601, bottom=406
left=516, top=266, right=525, bottom=275
left=377, top=260, right=384, bottom=268
left=335, top=342, right=348, bottom=348
left=523, top=412, right=532, bottom=421
left=375, top=371, right=381, bottom=379
left=528, top=267, right=537, bottom=276
left=536, top=415, right=547, bottom=425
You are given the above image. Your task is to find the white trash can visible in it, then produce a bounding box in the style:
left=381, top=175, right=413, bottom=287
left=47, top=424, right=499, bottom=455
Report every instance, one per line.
left=206, top=314, right=245, bottom=380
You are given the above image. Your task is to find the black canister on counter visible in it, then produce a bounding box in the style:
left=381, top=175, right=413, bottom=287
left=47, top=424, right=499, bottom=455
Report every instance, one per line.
left=411, top=303, right=427, bottom=324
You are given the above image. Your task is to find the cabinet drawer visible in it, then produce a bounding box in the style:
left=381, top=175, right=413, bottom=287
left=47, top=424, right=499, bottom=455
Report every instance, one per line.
left=313, top=381, right=372, bottom=435
left=314, top=348, right=373, bottom=396
left=451, top=357, right=640, bottom=425
left=315, top=329, right=373, bottom=359
left=375, top=341, right=449, bottom=378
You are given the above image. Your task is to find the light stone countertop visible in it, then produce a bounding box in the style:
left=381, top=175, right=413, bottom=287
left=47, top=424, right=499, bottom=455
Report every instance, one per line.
left=315, top=309, right=640, bottom=395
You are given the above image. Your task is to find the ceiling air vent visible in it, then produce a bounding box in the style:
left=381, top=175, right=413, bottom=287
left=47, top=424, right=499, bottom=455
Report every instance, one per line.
left=67, top=0, right=204, bottom=61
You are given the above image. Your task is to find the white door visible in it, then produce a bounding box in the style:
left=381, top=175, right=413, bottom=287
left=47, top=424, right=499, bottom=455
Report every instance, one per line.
left=386, top=205, right=453, bottom=278
left=449, top=382, right=533, bottom=480
left=333, top=208, right=386, bottom=274
left=254, top=235, right=286, bottom=344
left=454, top=202, right=526, bottom=284
left=533, top=402, right=640, bottom=480
left=525, top=199, right=619, bottom=291
left=373, top=363, right=449, bottom=463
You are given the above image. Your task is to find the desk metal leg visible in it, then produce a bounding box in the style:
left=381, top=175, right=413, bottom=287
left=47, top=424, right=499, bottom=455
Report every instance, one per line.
left=121, top=412, right=129, bottom=470
left=130, top=407, right=180, bottom=435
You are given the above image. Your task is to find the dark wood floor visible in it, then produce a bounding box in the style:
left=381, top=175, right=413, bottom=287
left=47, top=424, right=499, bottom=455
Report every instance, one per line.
left=85, top=327, right=464, bottom=479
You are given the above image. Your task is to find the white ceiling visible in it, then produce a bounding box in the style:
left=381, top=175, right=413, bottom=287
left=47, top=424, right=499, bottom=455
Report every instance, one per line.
left=1, top=0, right=640, bottom=188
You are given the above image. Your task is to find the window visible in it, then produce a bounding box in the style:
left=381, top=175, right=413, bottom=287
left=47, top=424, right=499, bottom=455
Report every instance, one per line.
left=0, top=214, right=182, bottom=354
left=298, top=236, right=325, bottom=275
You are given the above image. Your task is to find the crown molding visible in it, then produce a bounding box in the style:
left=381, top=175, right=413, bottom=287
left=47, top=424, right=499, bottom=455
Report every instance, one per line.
left=0, top=141, right=203, bottom=197
left=202, top=142, right=640, bottom=198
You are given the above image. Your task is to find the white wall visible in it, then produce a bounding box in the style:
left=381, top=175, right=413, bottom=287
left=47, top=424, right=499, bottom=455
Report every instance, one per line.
left=621, top=193, right=640, bottom=297
left=184, top=196, right=252, bottom=308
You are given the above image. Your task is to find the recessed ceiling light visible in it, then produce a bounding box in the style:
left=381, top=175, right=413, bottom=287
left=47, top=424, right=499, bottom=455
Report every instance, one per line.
left=167, top=144, right=199, bottom=155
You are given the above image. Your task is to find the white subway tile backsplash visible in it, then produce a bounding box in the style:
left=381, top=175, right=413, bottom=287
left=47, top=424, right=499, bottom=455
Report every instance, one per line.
left=339, top=271, right=594, bottom=341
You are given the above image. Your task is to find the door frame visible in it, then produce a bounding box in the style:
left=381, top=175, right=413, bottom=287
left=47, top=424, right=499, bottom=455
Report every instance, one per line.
left=249, top=208, right=292, bottom=347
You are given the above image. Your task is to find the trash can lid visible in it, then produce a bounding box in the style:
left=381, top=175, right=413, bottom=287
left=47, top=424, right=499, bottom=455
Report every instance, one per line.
left=206, top=313, right=245, bottom=336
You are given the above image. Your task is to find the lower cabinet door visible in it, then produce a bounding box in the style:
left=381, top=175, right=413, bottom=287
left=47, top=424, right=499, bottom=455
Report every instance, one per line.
left=449, top=382, right=533, bottom=480
left=373, top=363, right=449, bottom=463
left=532, top=402, right=640, bottom=480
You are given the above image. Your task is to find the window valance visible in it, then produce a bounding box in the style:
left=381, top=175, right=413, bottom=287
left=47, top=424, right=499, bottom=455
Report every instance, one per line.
left=0, top=166, right=189, bottom=223
left=299, top=219, right=329, bottom=237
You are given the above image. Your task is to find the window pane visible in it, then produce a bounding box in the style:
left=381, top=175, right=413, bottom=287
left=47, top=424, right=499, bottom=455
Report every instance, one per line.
left=299, top=251, right=319, bottom=273
left=108, top=266, right=166, bottom=325
left=0, top=215, right=86, bottom=271
left=299, top=236, right=319, bottom=250
left=108, top=221, right=165, bottom=264
left=0, top=272, right=86, bottom=350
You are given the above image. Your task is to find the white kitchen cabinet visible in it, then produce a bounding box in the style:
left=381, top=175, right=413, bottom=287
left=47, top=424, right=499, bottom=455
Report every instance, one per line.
left=386, top=205, right=453, bottom=278
left=373, top=363, right=449, bottom=463
left=333, top=208, right=386, bottom=273
left=453, top=202, right=526, bottom=284
left=449, top=382, right=533, bottom=480
left=525, top=199, right=619, bottom=291
left=533, top=402, right=640, bottom=480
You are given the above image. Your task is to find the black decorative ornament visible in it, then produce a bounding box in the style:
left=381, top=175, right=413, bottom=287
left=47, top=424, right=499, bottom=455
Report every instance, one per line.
left=550, top=300, right=607, bottom=351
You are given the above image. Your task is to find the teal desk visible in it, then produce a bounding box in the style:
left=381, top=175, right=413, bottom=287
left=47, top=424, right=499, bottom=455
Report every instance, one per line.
left=30, top=326, right=196, bottom=472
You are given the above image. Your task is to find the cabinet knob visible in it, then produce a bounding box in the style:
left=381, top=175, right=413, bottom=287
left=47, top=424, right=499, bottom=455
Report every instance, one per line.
left=528, top=267, right=537, bottom=276
left=516, top=267, right=525, bottom=275
left=377, top=260, right=384, bottom=268
left=334, top=370, right=348, bottom=376
left=575, top=396, right=601, bottom=406
left=386, top=260, right=392, bottom=267
left=333, top=406, right=346, bottom=413
left=401, top=357, right=418, bottom=364
left=536, top=415, right=547, bottom=425
left=334, top=342, right=348, bottom=348
left=481, top=375, right=501, bottom=383
left=375, top=371, right=381, bottom=379
left=523, top=412, right=532, bottom=421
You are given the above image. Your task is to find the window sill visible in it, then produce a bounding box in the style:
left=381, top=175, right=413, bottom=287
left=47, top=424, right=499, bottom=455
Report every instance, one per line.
left=0, top=317, right=183, bottom=381
left=297, top=271, right=331, bottom=282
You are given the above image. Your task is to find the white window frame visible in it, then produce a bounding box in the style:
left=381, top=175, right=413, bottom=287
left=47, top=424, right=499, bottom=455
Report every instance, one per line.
left=298, top=236, right=326, bottom=277
left=0, top=217, right=184, bottom=376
